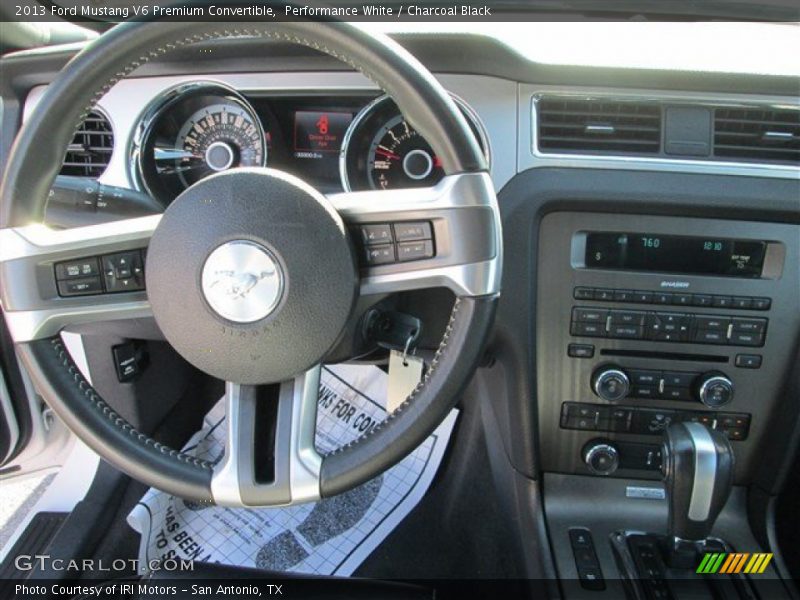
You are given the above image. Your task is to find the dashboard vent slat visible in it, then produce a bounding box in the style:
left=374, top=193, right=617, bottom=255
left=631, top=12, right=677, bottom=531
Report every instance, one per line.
left=713, top=107, right=800, bottom=165
left=60, top=111, right=114, bottom=178
left=537, top=97, right=662, bottom=155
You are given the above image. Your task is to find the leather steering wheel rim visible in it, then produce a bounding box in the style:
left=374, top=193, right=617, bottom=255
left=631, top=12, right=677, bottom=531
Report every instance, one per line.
left=3, top=21, right=500, bottom=504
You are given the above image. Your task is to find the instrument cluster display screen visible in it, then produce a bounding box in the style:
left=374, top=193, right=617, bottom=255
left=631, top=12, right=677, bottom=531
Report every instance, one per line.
left=585, top=232, right=767, bottom=278
left=293, top=111, right=353, bottom=154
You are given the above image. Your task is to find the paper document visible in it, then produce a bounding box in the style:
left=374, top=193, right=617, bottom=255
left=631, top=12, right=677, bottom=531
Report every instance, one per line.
left=127, top=364, right=457, bottom=576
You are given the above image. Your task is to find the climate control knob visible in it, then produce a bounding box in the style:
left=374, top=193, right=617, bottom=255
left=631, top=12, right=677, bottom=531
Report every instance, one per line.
left=592, top=366, right=630, bottom=402
left=583, top=441, right=620, bottom=475
left=697, top=372, right=734, bottom=408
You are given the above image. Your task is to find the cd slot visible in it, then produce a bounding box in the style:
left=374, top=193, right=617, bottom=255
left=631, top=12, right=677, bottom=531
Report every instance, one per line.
left=601, top=349, right=728, bottom=364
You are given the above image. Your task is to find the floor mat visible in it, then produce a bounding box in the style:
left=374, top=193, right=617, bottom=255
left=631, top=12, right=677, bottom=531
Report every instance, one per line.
left=127, top=364, right=457, bottom=576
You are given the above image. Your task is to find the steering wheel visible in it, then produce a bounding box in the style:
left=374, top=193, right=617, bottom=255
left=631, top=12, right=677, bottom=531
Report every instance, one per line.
left=0, top=22, right=501, bottom=507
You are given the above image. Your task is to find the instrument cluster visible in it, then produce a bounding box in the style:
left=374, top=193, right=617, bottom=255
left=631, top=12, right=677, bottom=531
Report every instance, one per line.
left=133, top=82, right=489, bottom=205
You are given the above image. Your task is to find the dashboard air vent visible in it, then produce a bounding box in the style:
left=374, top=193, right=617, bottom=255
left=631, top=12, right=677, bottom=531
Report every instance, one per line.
left=714, top=107, right=800, bottom=165
left=60, top=111, right=114, bottom=177
left=538, top=97, right=661, bottom=155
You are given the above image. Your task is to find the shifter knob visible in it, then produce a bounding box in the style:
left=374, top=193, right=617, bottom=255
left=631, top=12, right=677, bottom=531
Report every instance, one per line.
left=662, top=422, right=734, bottom=543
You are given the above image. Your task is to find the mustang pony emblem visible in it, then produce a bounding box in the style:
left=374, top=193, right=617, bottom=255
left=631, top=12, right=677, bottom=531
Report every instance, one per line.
left=210, top=268, right=276, bottom=299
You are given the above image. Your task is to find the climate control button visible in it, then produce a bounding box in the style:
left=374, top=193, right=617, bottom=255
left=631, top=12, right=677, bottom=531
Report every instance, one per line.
left=583, top=441, right=620, bottom=475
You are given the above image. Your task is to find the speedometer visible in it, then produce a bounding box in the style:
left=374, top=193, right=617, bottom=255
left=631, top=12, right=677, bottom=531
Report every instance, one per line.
left=135, top=82, right=267, bottom=205
left=340, top=94, right=489, bottom=192
left=174, top=103, right=266, bottom=188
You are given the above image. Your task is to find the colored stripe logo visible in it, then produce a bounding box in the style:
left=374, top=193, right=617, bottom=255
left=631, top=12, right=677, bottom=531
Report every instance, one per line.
left=697, top=552, right=773, bottom=574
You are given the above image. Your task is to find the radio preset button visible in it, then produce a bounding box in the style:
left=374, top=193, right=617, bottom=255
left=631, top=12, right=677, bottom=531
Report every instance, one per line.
left=594, top=289, right=615, bottom=301
left=712, top=296, right=734, bottom=308
left=691, top=294, right=713, bottom=307
left=654, top=293, right=673, bottom=304
left=751, top=297, right=772, bottom=310
left=632, top=291, right=654, bottom=303
left=672, top=294, right=693, bottom=306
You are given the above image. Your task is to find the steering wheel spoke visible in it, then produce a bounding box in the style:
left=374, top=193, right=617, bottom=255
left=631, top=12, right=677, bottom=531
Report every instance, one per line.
left=211, top=366, right=323, bottom=507
left=0, top=215, right=158, bottom=342
left=329, top=172, right=501, bottom=298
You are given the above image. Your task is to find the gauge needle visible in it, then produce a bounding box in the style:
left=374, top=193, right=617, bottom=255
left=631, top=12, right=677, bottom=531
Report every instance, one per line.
left=156, top=163, right=207, bottom=176
left=375, top=148, right=401, bottom=161
left=154, top=147, right=203, bottom=161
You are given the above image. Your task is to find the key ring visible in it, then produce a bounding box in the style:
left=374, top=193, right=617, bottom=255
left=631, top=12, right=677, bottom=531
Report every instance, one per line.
left=402, top=331, right=416, bottom=366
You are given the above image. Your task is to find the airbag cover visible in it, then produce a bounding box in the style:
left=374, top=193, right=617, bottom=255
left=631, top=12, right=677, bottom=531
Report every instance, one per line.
left=146, top=168, right=357, bottom=384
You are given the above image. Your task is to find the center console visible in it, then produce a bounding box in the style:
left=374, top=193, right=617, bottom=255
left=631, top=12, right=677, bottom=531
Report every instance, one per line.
left=536, top=212, right=800, bottom=484
left=535, top=211, right=799, bottom=598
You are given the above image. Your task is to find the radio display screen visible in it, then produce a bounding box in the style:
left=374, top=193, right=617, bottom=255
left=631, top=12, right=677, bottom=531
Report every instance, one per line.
left=585, top=232, right=766, bottom=278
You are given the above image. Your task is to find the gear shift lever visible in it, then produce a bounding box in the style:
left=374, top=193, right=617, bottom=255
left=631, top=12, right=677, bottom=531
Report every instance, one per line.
left=661, top=422, right=734, bottom=566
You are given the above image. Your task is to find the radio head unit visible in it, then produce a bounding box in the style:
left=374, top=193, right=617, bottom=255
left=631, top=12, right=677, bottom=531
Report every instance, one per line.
left=581, top=232, right=778, bottom=279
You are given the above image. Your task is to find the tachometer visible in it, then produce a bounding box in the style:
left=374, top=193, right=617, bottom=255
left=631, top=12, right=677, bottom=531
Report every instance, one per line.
left=340, top=94, right=489, bottom=192
left=367, top=115, right=443, bottom=190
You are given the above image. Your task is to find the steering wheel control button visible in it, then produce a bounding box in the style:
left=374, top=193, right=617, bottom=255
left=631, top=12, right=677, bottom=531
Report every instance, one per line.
left=55, top=251, right=147, bottom=296
left=365, top=245, right=395, bottom=265
left=55, top=258, right=100, bottom=280
left=397, top=240, right=434, bottom=262
left=102, top=250, right=145, bottom=293
left=394, top=221, right=432, bottom=242
left=354, top=220, right=435, bottom=267
left=146, top=169, right=357, bottom=384
left=360, top=224, right=393, bottom=245
left=57, top=276, right=103, bottom=297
